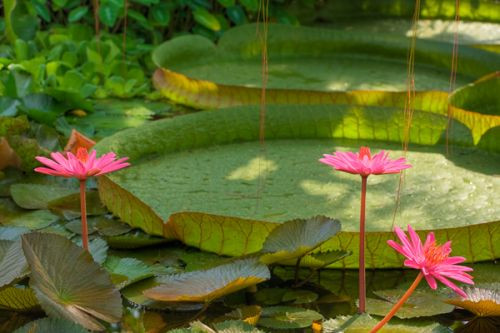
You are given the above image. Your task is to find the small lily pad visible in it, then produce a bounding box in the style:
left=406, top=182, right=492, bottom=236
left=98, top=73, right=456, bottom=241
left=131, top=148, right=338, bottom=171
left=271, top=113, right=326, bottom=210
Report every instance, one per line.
left=260, top=216, right=341, bottom=265
left=5, top=210, right=59, bottom=230
left=0, top=287, right=39, bottom=312
left=96, top=216, right=132, bottom=236
left=104, top=256, right=155, bottom=289
left=13, top=317, right=88, bottom=333
left=21, top=232, right=122, bottom=331
left=144, top=258, right=270, bottom=303
left=10, top=183, right=77, bottom=209
left=258, top=306, right=323, bottom=329
left=255, top=288, right=288, bottom=306
left=282, top=289, right=318, bottom=304
left=0, top=240, right=29, bottom=287
left=214, top=320, right=265, bottom=332
left=365, top=289, right=455, bottom=319
left=65, top=218, right=99, bottom=235
left=323, top=314, right=452, bottom=333
left=48, top=190, right=106, bottom=219
left=219, top=305, right=262, bottom=325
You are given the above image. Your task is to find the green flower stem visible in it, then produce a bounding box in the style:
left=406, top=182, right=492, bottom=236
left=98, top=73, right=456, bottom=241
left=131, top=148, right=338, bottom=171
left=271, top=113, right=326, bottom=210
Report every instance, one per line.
left=359, top=175, right=367, bottom=313
left=80, top=179, right=89, bottom=251
left=370, top=272, right=424, bottom=332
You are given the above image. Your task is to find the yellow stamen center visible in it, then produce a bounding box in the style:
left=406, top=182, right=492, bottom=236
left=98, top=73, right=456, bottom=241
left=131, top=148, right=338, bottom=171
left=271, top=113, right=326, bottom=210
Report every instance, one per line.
left=424, top=242, right=450, bottom=265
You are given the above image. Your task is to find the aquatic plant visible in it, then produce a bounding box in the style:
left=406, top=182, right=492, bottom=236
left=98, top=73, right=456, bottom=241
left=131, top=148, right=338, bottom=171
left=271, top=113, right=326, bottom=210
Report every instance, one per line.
left=319, top=147, right=411, bottom=312
left=371, top=225, right=474, bottom=332
left=35, top=148, right=129, bottom=250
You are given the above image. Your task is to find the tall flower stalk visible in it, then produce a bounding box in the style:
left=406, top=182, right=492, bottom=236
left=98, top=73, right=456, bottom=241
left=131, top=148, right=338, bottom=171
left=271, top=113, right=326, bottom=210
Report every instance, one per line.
left=371, top=225, right=474, bottom=332
left=35, top=148, right=129, bottom=250
left=319, top=147, right=411, bottom=312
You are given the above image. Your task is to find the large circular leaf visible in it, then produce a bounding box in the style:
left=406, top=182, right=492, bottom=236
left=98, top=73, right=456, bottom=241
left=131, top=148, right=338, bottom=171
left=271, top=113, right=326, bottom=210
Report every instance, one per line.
left=96, top=105, right=500, bottom=268
left=21, top=232, right=122, bottom=331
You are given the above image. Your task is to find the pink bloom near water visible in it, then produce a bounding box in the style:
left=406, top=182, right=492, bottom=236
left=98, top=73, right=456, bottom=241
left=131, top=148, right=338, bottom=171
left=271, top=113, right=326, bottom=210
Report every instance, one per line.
left=35, top=147, right=130, bottom=180
left=388, top=225, right=474, bottom=297
left=319, top=146, right=411, bottom=176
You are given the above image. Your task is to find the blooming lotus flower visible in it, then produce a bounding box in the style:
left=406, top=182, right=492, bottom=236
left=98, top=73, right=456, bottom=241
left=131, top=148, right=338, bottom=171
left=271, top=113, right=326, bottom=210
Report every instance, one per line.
left=319, top=146, right=411, bottom=177
left=319, top=146, right=411, bottom=313
left=371, top=226, right=474, bottom=332
left=35, top=148, right=129, bottom=180
left=388, top=225, right=473, bottom=298
left=35, top=147, right=129, bottom=251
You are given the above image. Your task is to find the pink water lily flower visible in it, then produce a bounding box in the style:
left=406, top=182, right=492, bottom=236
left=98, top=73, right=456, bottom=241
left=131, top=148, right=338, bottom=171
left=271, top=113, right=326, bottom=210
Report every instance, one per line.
left=35, top=147, right=130, bottom=180
left=388, top=225, right=474, bottom=297
left=319, top=146, right=411, bottom=177
left=35, top=147, right=129, bottom=251
left=319, top=146, right=411, bottom=313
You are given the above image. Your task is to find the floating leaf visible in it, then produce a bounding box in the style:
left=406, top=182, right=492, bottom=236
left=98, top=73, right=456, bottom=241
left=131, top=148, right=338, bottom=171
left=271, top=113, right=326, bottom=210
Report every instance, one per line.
left=95, top=215, right=132, bottom=236
left=0, top=287, right=39, bottom=312
left=293, top=249, right=352, bottom=268
left=144, top=258, right=270, bottom=303
left=454, top=317, right=500, bottom=333
left=87, top=237, right=109, bottom=264
left=214, top=320, right=264, bottom=332
left=95, top=104, right=500, bottom=268
left=10, top=184, right=77, bottom=210
left=323, top=314, right=452, bottom=333
left=258, top=306, right=323, bottom=329
left=65, top=217, right=98, bottom=235
left=446, top=284, right=500, bottom=317
left=220, top=305, right=262, bottom=326
left=48, top=190, right=106, bottom=218
left=152, top=24, right=498, bottom=109
left=21, top=232, right=122, bottom=331
left=449, top=72, right=500, bottom=145
left=365, top=289, right=454, bottom=318
left=104, top=256, right=154, bottom=289
left=282, top=290, right=318, bottom=304
left=260, top=216, right=340, bottom=264
left=0, top=239, right=28, bottom=287
left=255, top=288, right=288, bottom=306
left=0, top=226, right=30, bottom=241
left=4, top=210, right=59, bottom=230
left=13, top=317, right=88, bottom=333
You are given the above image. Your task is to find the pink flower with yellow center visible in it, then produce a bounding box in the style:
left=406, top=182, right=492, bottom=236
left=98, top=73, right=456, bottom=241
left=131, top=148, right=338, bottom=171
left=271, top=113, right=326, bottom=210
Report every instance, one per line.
left=319, top=146, right=411, bottom=177
left=35, top=147, right=129, bottom=180
left=388, top=225, right=474, bottom=298
left=319, top=146, right=411, bottom=313
left=370, top=225, right=474, bottom=332
left=34, top=147, right=129, bottom=251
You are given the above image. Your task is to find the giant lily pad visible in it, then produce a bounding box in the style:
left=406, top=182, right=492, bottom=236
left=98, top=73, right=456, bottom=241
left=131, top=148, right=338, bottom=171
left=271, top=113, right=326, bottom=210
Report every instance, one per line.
left=96, top=105, right=500, bottom=268
left=21, top=232, right=122, bottom=331
left=152, top=24, right=499, bottom=109
left=143, top=258, right=270, bottom=303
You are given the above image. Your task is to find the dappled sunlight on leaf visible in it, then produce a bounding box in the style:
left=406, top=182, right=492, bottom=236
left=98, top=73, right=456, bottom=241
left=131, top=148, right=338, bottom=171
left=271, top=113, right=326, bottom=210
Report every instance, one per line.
left=258, top=306, right=323, bottom=329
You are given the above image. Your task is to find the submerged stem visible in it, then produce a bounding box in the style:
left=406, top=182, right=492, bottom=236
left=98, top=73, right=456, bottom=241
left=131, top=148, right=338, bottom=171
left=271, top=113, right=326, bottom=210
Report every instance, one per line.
left=370, top=272, right=424, bottom=332
left=358, top=175, right=367, bottom=313
left=80, top=179, right=89, bottom=251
